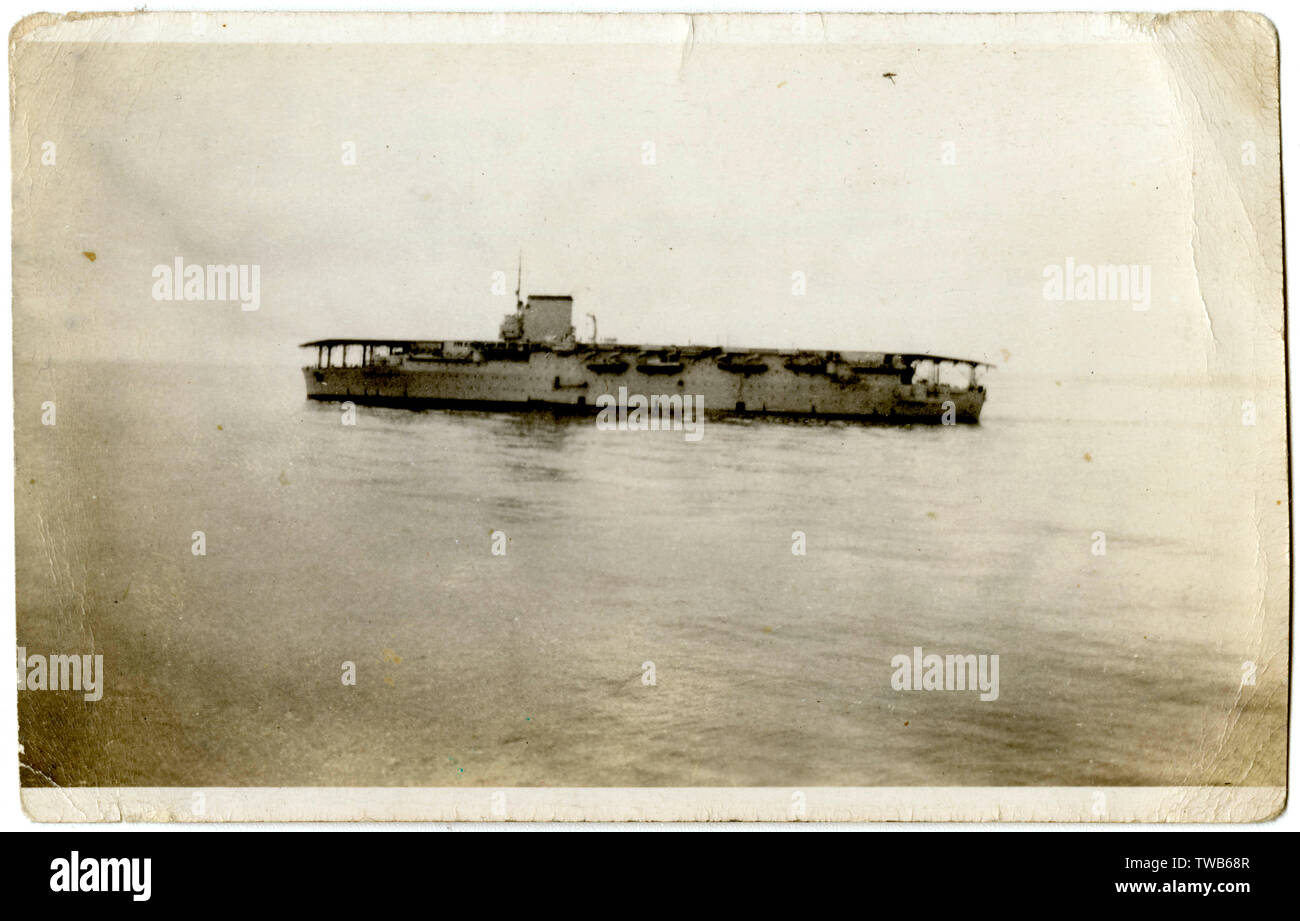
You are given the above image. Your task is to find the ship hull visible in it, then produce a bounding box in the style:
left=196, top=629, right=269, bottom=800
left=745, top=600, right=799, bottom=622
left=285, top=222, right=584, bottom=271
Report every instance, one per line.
left=302, top=353, right=986, bottom=423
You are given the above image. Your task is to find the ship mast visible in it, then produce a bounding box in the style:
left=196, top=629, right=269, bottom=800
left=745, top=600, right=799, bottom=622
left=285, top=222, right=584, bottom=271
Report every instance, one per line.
left=515, top=251, right=523, bottom=310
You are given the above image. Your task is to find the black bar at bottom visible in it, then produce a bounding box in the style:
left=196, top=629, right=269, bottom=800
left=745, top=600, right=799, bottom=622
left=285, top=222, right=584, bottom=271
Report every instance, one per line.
left=10, top=829, right=1281, bottom=908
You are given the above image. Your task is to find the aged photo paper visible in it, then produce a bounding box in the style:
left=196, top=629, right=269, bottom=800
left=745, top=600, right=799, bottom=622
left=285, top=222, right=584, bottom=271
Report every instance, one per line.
left=10, top=11, right=1288, bottom=822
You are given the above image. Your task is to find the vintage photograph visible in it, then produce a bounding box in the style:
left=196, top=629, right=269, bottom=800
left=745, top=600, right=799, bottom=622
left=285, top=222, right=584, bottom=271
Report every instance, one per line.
left=10, top=10, right=1288, bottom=822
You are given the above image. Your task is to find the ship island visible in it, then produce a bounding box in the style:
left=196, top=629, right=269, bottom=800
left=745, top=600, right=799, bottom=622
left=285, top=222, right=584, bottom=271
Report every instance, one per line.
left=302, top=293, right=991, bottom=423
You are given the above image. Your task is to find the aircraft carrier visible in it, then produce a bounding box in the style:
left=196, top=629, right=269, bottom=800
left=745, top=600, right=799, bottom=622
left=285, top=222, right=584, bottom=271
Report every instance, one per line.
left=302, top=293, right=990, bottom=423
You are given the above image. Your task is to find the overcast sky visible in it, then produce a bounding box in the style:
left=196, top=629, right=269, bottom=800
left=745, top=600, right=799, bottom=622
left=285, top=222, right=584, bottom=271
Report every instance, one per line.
left=11, top=13, right=1281, bottom=380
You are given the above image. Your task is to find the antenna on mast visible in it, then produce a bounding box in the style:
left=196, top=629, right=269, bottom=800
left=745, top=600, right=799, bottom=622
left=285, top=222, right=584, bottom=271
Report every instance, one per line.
left=515, top=251, right=523, bottom=309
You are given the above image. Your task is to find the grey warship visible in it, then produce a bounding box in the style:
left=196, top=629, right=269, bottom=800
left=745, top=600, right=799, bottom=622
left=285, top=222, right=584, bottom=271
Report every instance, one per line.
left=302, top=293, right=990, bottom=423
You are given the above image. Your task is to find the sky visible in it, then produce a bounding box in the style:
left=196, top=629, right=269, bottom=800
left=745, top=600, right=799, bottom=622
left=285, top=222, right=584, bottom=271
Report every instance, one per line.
left=11, top=13, right=1283, bottom=380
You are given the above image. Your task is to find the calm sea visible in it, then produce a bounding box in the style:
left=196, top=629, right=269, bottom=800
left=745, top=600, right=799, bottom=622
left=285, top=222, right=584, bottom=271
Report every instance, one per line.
left=15, top=360, right=1287, bottom=787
